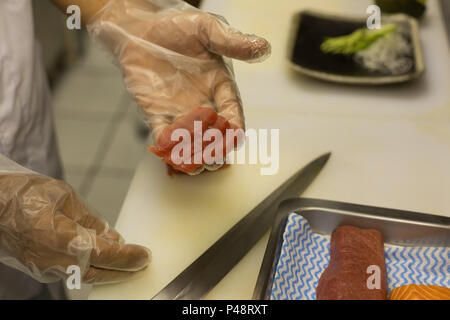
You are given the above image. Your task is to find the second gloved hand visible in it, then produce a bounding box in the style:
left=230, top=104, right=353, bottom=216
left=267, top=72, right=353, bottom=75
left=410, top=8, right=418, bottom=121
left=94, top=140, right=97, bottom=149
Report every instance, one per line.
left=0, top=173, right=151, bottom=285
left=87, top=0, right=271, bottom=174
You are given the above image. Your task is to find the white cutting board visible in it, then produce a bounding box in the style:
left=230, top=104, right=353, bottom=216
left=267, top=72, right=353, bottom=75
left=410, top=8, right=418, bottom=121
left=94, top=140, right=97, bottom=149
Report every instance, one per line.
left=88, top=0, right=450, bottom=300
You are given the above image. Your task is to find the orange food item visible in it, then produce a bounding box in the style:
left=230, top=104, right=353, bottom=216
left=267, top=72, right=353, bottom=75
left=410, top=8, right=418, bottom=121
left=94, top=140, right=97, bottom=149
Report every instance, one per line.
left=389, top=284, right=450, bottom=300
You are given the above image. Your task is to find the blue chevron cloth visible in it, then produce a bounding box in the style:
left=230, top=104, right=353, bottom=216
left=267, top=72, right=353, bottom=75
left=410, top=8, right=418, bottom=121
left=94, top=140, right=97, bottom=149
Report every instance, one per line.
left=270, top=214, right=330, bottom=300
left=385, top=246, right=450, bottom=291
left=270, top=213, right=449, bottom=300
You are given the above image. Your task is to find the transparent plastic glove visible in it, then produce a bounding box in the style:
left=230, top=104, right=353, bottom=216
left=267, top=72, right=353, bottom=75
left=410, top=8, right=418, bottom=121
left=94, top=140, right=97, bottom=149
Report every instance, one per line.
left=87, top=0, right=271, bottom=174
left=0, top=155, right=151, bottom=285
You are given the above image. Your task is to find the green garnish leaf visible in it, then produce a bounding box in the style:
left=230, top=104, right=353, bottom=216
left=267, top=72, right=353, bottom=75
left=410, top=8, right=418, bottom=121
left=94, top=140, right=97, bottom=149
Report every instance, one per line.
left=320, top=24, right=397, bottom=55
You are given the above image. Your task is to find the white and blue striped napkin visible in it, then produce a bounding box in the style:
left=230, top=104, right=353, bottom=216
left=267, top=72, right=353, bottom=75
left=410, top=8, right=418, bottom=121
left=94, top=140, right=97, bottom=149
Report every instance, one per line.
left=270, top=213, right=449, bottom=300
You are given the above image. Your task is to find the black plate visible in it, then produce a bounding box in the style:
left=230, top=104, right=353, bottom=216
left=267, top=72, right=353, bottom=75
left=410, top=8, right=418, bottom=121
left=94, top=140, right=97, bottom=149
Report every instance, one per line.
left=287, top=11, right=424, bottom=85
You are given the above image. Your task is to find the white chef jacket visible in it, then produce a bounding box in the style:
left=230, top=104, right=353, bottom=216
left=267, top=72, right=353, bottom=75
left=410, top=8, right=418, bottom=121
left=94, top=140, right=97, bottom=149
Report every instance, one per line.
left=0, top=0, right=64, bottom=299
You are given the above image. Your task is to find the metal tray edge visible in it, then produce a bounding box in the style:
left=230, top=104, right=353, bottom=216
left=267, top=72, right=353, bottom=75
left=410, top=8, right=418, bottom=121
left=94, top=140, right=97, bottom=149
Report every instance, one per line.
left=252, top=197, right=450, bottom=300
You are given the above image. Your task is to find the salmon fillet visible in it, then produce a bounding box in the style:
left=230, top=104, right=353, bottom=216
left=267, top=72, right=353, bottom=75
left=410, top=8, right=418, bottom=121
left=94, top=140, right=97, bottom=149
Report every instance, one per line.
left=389, top=284, right=450, bottom=300
left=316, top=225, right=388, bottom=300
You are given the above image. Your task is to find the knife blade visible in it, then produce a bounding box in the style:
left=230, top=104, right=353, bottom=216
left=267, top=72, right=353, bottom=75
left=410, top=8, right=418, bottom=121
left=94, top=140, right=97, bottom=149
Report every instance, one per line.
left=152, top=152, right=331, bottom=300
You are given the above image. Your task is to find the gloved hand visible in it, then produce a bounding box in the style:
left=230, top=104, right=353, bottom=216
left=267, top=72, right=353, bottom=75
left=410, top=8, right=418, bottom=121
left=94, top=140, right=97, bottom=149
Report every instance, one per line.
left=0, top=156, right=151, bottom=285
left=87, top=0, right=271, bottom=174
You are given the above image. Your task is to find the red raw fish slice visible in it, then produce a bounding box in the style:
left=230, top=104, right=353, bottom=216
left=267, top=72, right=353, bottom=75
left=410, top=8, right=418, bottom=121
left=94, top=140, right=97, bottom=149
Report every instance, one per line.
left=172, top=115, right=234, bottom=171
left=316, top=225, right=388, bottom=300
left=149, top=107, right=218, bottom=156
left=148, top=107, right=244, bottom=174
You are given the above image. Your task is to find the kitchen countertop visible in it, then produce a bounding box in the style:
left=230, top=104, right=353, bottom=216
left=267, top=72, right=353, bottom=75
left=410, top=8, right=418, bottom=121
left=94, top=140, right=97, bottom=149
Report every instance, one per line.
left=87, top=0, right=450, bottom=300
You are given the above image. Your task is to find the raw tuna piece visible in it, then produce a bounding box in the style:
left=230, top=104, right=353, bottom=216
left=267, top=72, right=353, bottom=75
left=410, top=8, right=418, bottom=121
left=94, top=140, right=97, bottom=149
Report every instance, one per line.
left=148, top=107, right=241, bottom=174
left=149, top=107, right=218, bottom=157
left=316, top=225, right=388, bottom=300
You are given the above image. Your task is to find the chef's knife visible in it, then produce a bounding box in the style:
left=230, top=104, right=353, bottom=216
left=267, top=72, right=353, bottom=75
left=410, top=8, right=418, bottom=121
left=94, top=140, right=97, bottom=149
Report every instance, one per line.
left=152, top=152, right=331, bottom=300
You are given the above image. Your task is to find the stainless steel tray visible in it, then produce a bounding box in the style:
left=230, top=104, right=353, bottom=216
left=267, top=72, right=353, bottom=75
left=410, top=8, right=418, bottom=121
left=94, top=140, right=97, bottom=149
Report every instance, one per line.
left=252, top=198, right=450, bottom=300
